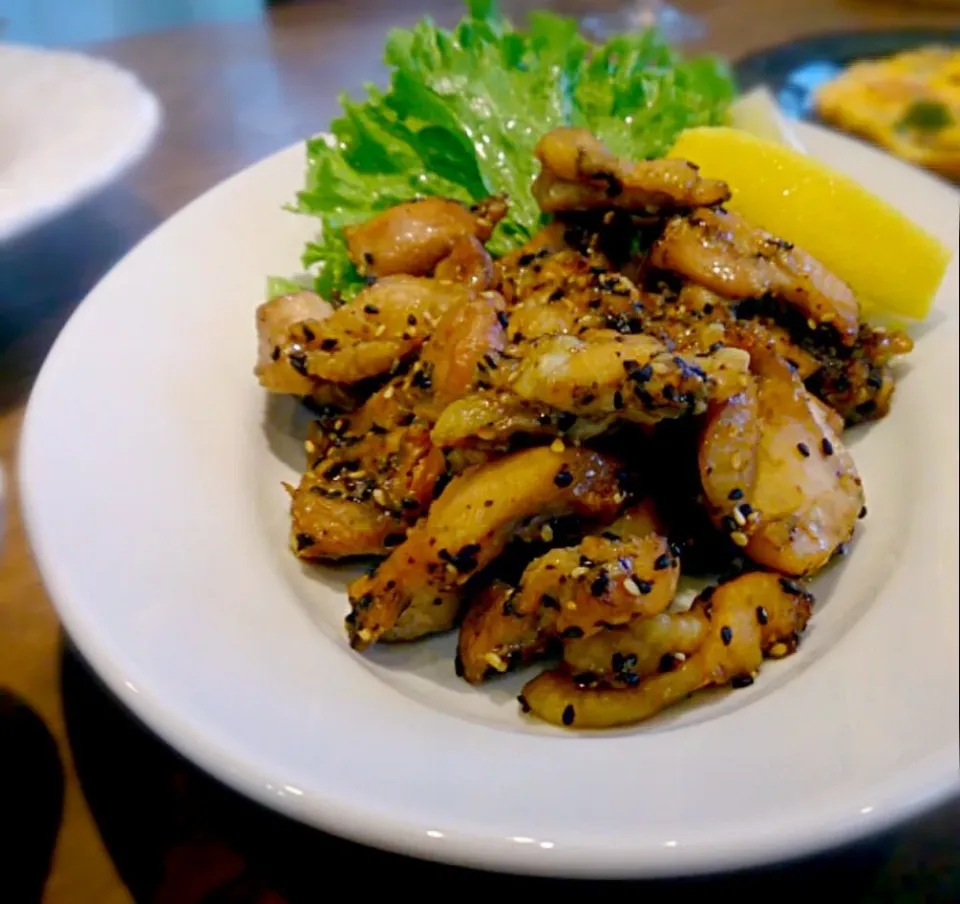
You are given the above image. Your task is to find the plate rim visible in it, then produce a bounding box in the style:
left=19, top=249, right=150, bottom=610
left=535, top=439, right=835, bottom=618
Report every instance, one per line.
left=19, top=121, right=960, bottom=878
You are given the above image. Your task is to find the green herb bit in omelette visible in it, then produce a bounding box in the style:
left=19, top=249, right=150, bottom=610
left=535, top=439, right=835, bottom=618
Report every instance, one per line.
left=281, top=0, right=735, bottom=302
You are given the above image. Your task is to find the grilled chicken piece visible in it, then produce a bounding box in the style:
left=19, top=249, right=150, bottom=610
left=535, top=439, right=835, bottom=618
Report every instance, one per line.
left=532, top=127, right=730, bottom=214
left=291, top=417, right=445, bottom=560
left=650, top=207, right=860, bottom=345
left=345, top=196, right=507, bottom=279
left=430, top=389, right=608, bottom=450
left=413, top=291, right=507, bottom=422
left=346, top=447, right=625, bottom=650
left=700, top=351, right=864, bottom=577
left=275, top=277, right=472, bottom=388
left=806, top=325, right=913, bottom=424
left=256, top=291, right=335, bottom=395
left=433, top=235, right=495, bottom=289
left=458, top=503, right=678, bottom=684
left=522, top=571, right=814, bottom=728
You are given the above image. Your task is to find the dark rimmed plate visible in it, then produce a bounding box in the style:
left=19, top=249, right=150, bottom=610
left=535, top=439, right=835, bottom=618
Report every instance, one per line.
left=734, top=28, right=960, bottom=119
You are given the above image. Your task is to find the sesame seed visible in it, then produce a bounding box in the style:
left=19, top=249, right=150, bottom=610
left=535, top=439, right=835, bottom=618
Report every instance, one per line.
left=623, top=577, right=641, bottom=596
left=730, top=531, right=749, bottom=547
left=858, top=505, right=867, bottom=519
left=372, top=488, right=387, bottom=506
left=731, top=674, right=754, bottom=689
left=484, top=652, right=507, bottom=671
left=561, top=626, right=584, bottom=639
left=383, top=386, right=394, bottom=399
left=807, top=318, right=818, bottom=330
left=769, top=642, right=788, bottom=658
left=550, top=438, right=565, bottom=453
left=797, top=442, right=810, bottom=458
left=374, top=323, right=387, bottom=337
left=756, top=606, right=768, bottom=625
left=728, top=488, right=744, bottom=501
left=732, top=507, right=747, bottom=527
left=821, top=438, right=834, bottom=456
left=570, top=566, right=588, bottom=579
left=654, top=553, right=671, bottom=570
left=517, top=694, right=531, bottom=713
left=720, top=626, right=733, bottom=645
left=561, top=704, right=576, bottom=726
left=554, top=466, right=574, bottom=488
left=304, top=440, right=316, bottom=454
left=540, top=524, right=554, bottom=543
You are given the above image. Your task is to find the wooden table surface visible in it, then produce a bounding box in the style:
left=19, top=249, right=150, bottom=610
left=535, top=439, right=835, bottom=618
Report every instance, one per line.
left=2, top=1, right=958, bottom=901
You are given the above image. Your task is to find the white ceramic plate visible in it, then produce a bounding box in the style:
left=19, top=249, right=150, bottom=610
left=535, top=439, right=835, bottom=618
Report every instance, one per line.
left=20, top=123, right=960, bottom=878
left=0, top=44, right=161, bottom=243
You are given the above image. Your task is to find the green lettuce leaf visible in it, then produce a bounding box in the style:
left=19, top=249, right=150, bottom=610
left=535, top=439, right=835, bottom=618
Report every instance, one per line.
left=288, top=0, right=735, bottom=301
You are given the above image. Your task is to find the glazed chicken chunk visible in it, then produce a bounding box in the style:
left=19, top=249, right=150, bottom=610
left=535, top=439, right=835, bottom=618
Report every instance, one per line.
left=533, top=127, right=731, bottom=214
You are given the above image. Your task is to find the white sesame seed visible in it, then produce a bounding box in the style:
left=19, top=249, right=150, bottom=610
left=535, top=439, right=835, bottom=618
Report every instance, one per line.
left=769, top=642, right=788, bottom=658
left=623, top=577, right=641, bottom=596
left=357, top=628, right=373, bottom=642
left=372, top=489, right=387, bottom=506
left=484, top=652, right=507, bottom=671
left=550, top=438, right=565, bottom=453
left=673, top=652, right=687, bottom=662
left=374, top=323, right=387, bottom=337
left=731, top=530, right=749, bottom=547
left=570, top=566, right=588, bottom=579
left=304, top=440, right=316, bottom=454
left=540, top=524, right=554, bottom=543
left=383, top=386, right=395, bottom=399
left=732, top=507, right=746, bottom=527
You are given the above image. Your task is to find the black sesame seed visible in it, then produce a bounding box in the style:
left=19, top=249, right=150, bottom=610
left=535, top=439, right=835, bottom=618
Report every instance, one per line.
left=611, top=651, right=638, bottom=673
left=654, top=554, right=671, bottom=571
left=561, top=626, right=585, bottom=639
left=797, top=442, right=810, bottom=458
left=778, top=578, right=803, bottom=595
left=548, top=288, right=565, bottom=302
left=756, top=606, right=769, bottom=625
left=355, top=593, right=374, bottom=610
left=541, top=593, right=561, bottom=610
left=363, top=303, right=379, bottom=315
left=731, top=674, right=754, bottom=689
left=721, top=515, right=738, bottom=533
left=363, top=252, right=375, bottom=265
left=720, top=626, right=733, bottom=646
left=629, top=363, right=654, bottom=384
left=407, top=314, right=418, bottom=326
left=738, top=502, right=753, bottom=516
left=635, top=578, right=653, bottom=595
left=497, top=311, right=510, bottom=329
left=288, top=353, right=308, bottom=376
left=728, top=488, right=744, bottom=501
left=271, top=346, right=280, bottom=361
left=554, top=466, right=574, bottom=488
left=858, top=505, right=867, bottom=519
left=517, top=694, right=531, bottom=713
left=517, top=253, right=536, bottom=267
left=561, top=704, right=576, bottom=726
left=294, top=533, right=313, bottom=552
left=821, top=438, right=834, bottom=456
left=302, top=324, right=316, bottom=342
left=590, top=572, right=610, bottom=597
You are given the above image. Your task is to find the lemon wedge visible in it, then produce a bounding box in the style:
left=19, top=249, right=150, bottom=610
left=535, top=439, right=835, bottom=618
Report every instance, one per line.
left=668, top=126, right=951, bottom=322
left=728, top=87, right=806, bottom=152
